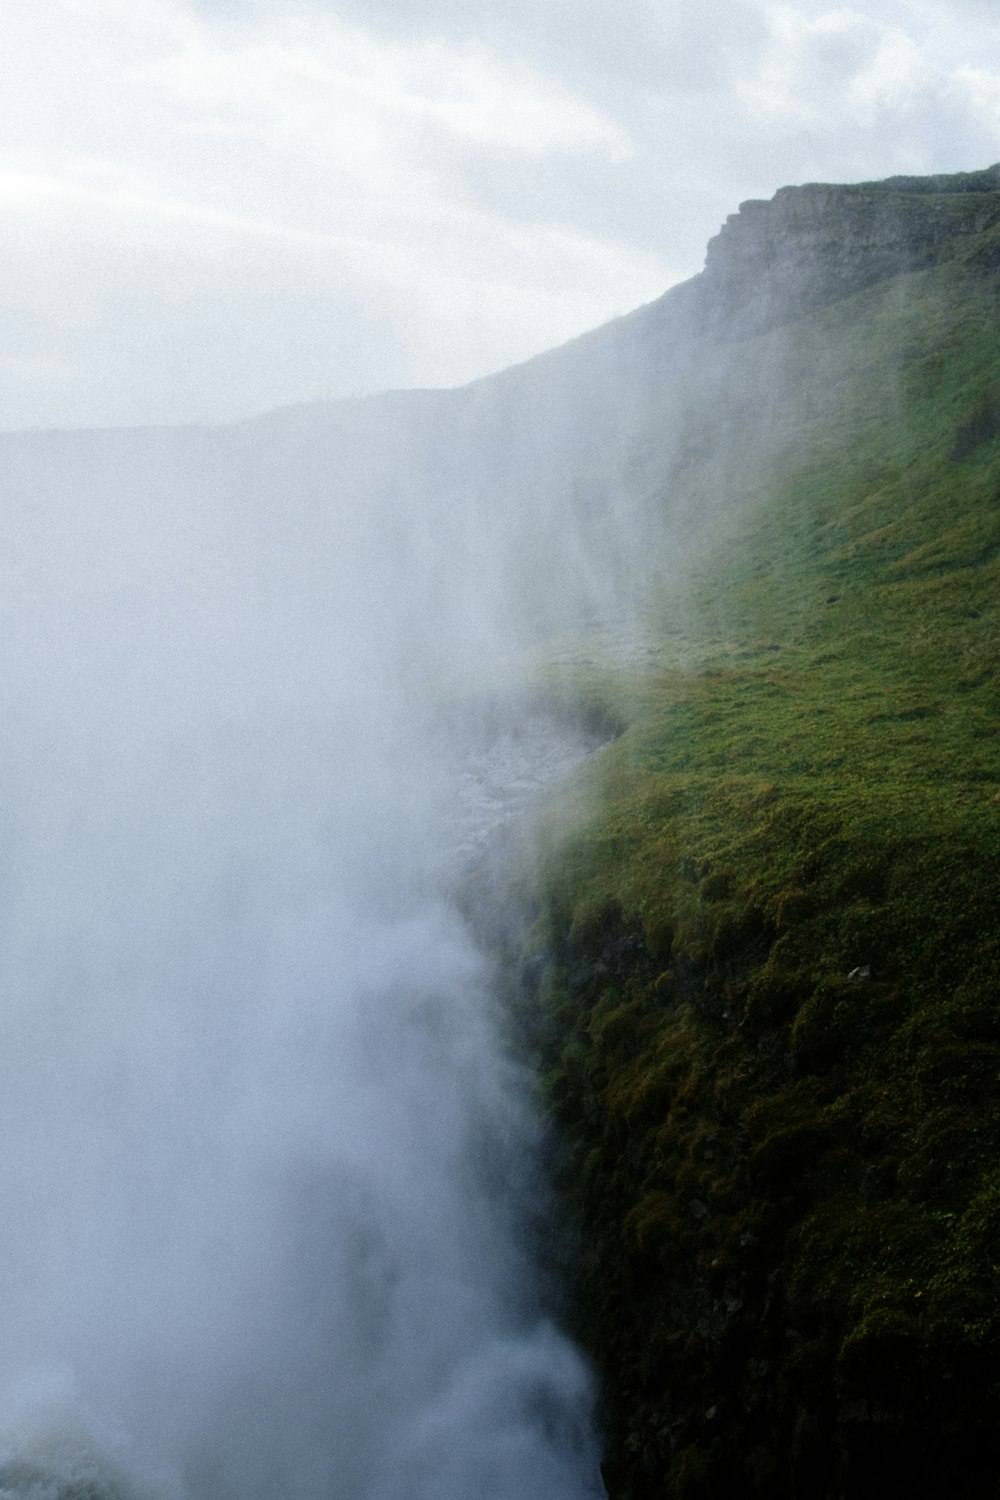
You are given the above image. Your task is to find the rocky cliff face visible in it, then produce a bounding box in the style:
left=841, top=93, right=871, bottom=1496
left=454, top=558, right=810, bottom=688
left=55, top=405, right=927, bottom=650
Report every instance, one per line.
left=697, top=164, right=1000, bottom=335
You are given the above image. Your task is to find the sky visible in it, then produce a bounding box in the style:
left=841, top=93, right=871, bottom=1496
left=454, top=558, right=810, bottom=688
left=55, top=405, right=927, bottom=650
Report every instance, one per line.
left=2, top=0, right=1000, bottom=429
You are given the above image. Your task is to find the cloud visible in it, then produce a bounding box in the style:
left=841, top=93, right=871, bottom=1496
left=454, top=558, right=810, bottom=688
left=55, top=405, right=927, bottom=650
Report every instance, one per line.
left=268, top=0, right=770, bottom=95
left=1, top=351, right=82, bottom=385
left=0, top=2, right=671, bottom=425
left=0, top=148, right=670, bottom=428
left=4, top=0, right=1000, bottom=426
left=137, top=15, right=633, bottom=177
left=737, top=7, right=925, bottom=126
left=957, top=66, right=1000, bottom=137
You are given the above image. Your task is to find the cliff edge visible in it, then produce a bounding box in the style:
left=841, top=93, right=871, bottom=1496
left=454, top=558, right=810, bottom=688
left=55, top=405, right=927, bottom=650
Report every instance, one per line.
left=697, top=163, right=1000, bottom=334
left=513, top=165, right=1000, bottom=1500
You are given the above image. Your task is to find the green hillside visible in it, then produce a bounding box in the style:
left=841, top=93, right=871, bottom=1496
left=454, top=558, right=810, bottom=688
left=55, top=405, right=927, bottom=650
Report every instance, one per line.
left=514, top=178, right=1000, bottom=1497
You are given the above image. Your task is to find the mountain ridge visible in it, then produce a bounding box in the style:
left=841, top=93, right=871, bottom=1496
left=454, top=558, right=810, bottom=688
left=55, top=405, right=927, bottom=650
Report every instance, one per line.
left=2, top=161, right=999, bottom=1499
left=501, top=163, right=1000, bottom=1499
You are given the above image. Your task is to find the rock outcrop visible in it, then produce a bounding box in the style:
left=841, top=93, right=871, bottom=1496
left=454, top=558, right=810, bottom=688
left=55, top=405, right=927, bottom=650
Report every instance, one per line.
left=698, top=164, right=1000, bottom=335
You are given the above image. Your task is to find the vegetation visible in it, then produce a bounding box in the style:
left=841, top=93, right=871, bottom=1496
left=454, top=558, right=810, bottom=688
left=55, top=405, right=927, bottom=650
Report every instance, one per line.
left=508, top=187, right=1000, bottom=1496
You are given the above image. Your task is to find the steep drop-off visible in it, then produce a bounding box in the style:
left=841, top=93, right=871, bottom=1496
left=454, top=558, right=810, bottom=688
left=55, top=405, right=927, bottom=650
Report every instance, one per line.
left=3, top=162, right=999, bottom=1500
left=506, top=167, right=1000, bottom=1498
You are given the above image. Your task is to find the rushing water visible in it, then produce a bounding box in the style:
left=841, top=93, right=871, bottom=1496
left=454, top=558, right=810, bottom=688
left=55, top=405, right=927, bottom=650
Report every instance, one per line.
left=0, top=416, right=607, bottom=1497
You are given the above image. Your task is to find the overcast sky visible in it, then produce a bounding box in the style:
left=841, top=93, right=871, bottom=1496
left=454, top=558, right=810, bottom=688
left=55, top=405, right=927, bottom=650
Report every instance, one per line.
left=3, top=0, right=1000, bottom=429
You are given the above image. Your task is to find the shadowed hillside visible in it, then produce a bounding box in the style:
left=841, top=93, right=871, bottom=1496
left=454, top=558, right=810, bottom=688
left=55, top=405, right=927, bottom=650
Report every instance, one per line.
left=506, top=166, right=1000, bottom=1498
left=2, top=163, right=998, bottom=1500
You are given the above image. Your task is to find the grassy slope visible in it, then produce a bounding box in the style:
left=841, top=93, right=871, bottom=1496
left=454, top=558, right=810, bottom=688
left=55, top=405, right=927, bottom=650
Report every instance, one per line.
left=517, top=215, right=1000, bottom=1496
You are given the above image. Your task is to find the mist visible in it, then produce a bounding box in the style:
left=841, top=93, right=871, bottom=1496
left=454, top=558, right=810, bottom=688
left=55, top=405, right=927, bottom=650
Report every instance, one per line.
left=0, top=158, right=900, bottom=1492
left=0, top=334, right=685, bottom=1498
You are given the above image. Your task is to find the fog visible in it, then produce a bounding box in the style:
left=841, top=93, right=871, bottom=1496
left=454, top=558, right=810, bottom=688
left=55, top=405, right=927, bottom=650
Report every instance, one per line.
left=0, top=328, right=687, bottom=1497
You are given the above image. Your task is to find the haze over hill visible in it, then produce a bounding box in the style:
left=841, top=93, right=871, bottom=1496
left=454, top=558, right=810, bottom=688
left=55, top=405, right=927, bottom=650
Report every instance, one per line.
left=514, top=165, right=1000, bottom=1499
left=0, top=163, right=999, bottom=1499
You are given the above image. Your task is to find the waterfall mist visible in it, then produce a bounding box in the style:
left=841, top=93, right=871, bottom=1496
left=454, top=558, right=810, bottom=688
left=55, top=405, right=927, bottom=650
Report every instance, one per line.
left=0, top=366, right=664, bottom=1497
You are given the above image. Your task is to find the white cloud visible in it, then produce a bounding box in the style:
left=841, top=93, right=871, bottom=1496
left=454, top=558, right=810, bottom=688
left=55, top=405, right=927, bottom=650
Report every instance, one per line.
left=2, top=0, right=1000, bottom=427
left=135, top=19, right=634, bottom=201
left=953, top=67, right=1000, bottom=137
left=738, top=6, right=927, bottom=126
left=724, top=1, right=1000, bottom=188
left=847, top=28, right=926, bottom=117
left=0, top=3, right=656, bottom=425
left=1, top=352, right=82, bottom=385
left=151, top=31, right=632, bottom=158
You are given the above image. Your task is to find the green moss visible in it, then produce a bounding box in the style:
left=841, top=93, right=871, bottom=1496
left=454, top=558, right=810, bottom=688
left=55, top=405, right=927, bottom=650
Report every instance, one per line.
left=511, top=190, right=1000, bottom=1496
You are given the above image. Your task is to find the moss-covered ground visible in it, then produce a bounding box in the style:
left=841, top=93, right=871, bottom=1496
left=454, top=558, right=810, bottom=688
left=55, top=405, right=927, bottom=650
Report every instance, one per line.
left=508, top=215, right=1000, bottom=1496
